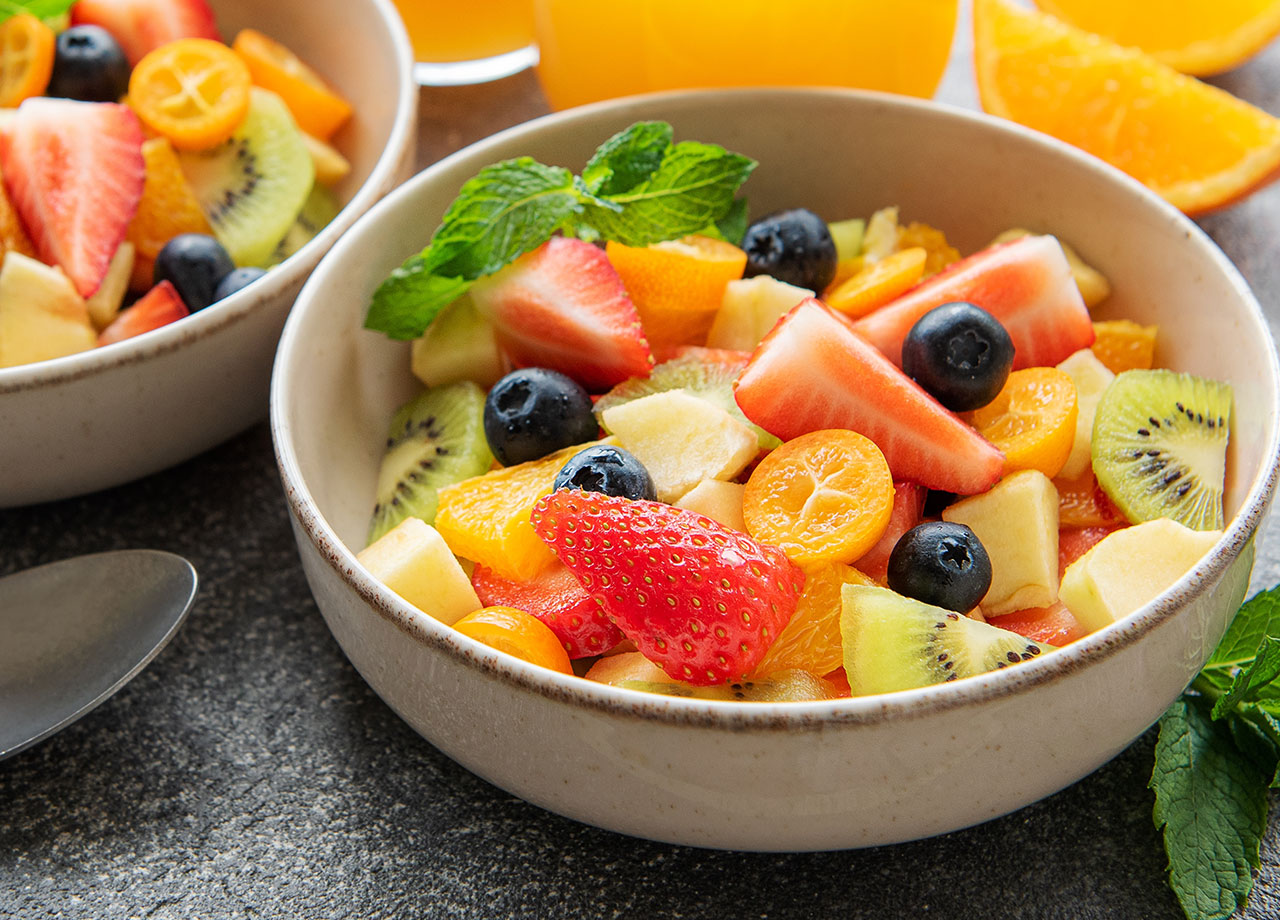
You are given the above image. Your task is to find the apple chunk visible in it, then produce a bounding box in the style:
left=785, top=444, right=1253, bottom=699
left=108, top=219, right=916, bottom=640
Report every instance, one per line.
left=0, top=251, right=96, bottom=368
left=356, top=517, right=481, bottom=626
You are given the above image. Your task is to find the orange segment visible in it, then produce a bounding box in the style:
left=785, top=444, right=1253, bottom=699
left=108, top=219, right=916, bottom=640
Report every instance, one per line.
left=605, top=234, right=747, bottom=355
left=968, top=367, right=1078, bottom=479
left=1033, top=0, right=1280, bottom=76
left=125, top=137, right=214, bottom=291
left=435, top=440, right=613, bottom=582
left=742, top=429, right=894, bottom=568
left=128, top=38, right=252, bottom=151
left=823, top=247, right=926, bottom=318
left=896, top=222, right=961, bottom=277
left=0, top=168, right=36, bottom=259
left=751, top=562, right=873, bottom=678
left=1090, top=319, right=1158, bottom=373
left=1054, top=469, right=1128, bottom=527
left=454, top=606, right=574, bottom=675
left=975, top=0, right=1280, bottom=215
left=0, top=13, right=53, bottom=107
left=232, top=29, right=352, bottom=140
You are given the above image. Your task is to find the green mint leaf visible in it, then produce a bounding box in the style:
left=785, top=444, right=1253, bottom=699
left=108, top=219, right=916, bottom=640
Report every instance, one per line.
left=582, top=122, right=674, bottom=196
left=1227, top=708, right=1280, bottom=787
left=364, top=261, right=471, bottom=341
left=0, top=0, right=74, bottom=23
left=1213, top=636, right=1280, bottom=718
left=715, top=196, right=749, bottom=247
left=1205, top=586, right=1280, bottom=674
left=583, top=141, right=757, bottom=246
left=1151, top=699, right=1268, bottom=920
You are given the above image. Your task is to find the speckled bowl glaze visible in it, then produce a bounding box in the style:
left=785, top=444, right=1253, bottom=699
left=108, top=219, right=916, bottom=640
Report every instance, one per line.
left=272, top=90, right=1280, bottom=850
left=0, top=0, right=416, bottom=508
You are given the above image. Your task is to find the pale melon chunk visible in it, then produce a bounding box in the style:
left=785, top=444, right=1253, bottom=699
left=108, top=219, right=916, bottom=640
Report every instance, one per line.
left=1059, top=518, right=1222, bottom=634
left=600, top=390, right=757, bottom=503
left=705, top=275, right=813, bottom=352
left=0, top=251, right=96, bottom=368
left=411, top=294, right=506, bottom=389
left=675, top=479, right=747, bottom=532
left=355, top=516, right=481, bottom=626
left=85, top=242, right=135, bottom=330
left=943, top=469, right=1059, bottom=616
left=1057, top=348, right=1115, bottom=479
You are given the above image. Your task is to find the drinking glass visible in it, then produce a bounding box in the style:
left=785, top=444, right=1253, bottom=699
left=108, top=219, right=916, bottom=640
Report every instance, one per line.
left=394, top=0, right=539, bottom=86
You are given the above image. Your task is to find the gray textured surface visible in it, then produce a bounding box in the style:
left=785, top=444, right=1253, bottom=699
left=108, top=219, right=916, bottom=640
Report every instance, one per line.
left=4, top=6, right=1280, bottom=918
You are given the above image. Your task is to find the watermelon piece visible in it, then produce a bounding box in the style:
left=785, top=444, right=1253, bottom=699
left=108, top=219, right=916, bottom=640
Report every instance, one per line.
left=988, top=601, right=1087, bottom=647
left=851, top=235, right=1094, bottom=370
left=734, top=298, right=1005, bottom=494
left=97, top=280, right=188, bottom=345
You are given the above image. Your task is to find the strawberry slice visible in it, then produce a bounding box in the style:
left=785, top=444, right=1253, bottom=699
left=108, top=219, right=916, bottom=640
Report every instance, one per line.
left=531, top=491, right=805, bottom=685
left=734, top=299, right=1005, bottom=494
left=471, top=561, right=624, bottom=659
left=851, top=235, right=1095, bottom=370
left=2, top=99, right=144, bottom=298
left=71, top=0, right=221, bottom=65
left=97, top=280, right=188, bottom=345
left=469, top=236, right=654, bottom=392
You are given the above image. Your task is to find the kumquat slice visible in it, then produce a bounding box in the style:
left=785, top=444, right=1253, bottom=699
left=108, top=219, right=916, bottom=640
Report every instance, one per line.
left=128, top=38, right=251, bottom=151
left=968, top=366, right=1078, bottom=479
left=453, top=606, right=574, bottom=675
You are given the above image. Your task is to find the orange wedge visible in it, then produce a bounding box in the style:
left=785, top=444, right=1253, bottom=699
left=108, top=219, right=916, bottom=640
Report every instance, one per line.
left=126, top=137, right=214, bottom=291
left=975, top=0, right=1280, bottom=215
left=1034, top=0, right=1280, bottom=76
left=454, top=607, right=574, bottom=675
left=751, top=562, right=874, bottom=679
left=232, top=29, right=352, bottom=140
left=1091, top=319, right=1158, bottom=373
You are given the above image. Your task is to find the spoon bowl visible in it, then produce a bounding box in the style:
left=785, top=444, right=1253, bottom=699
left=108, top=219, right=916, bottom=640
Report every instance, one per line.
left=0, top=550, right=197, bottom=760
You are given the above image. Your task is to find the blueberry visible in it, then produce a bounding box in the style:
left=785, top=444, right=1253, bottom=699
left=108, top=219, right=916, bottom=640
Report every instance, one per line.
left=553, top=445, right=656, bottom=501
left=901, top=302, right=1014, bottom=412
left=887, top=522, right=992, bottom=613
left=213, top=267, right=268, bottom=302
left=741, top=208, right=837, bottom=292
left=46, top=26, right=131, bottom=103
left=483, top=368, right=598, bottom=466
left=153, top=234, right=236, bottom=312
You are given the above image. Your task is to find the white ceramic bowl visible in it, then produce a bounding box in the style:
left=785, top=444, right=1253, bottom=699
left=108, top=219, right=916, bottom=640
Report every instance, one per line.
left=0, top=0, right=416, bottom=507
left=272, top=89, right=1280, bottom=850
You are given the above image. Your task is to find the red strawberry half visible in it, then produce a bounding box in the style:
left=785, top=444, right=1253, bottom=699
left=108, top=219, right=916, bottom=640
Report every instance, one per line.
left=472, top=561, right=624, bottom=659
left=97, top=280, right=188, bottom=345
left=2, top=99, right=144, bottom=298
left=734, top=298, right=1005, bottom=494
left=71, top=0, right=221, bottom=65
left=852, top=235, right=1094, bottom=370
left=531, top=491, right=804, bottom=686
left=469, top=236, right=654, bottom=392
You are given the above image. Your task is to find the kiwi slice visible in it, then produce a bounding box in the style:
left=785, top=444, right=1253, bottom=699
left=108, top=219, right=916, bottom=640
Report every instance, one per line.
left=1091, top=369, right=1231, bottom=531
left=841, top=585, right=1052, bottom=695
left=178, top=88, right=314, bottom=267
left=256, top=184, right=342, bottom=268
left=594, top=352, right=780, bottom=450
left=368, top=382, right=494, bottom=545
left=619, top=669, right=837, bottom=701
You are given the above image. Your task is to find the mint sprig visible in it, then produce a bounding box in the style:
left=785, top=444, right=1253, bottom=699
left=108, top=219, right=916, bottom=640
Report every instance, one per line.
left=1152, top=585, right=1280, bottom=919
left=0, top=0, right=74, bottom=22
left=364, top=122, right=756, bottom=340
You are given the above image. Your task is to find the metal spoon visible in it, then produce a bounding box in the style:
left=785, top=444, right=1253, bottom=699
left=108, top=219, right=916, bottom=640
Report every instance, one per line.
left=0, top=550, right=197, bottom=760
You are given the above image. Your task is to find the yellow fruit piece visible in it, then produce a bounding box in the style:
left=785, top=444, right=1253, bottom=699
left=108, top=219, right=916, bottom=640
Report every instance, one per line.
left=0, top=166, right=35, bottom=261
left=968, top=367, right=1079, bottom=479
left=126, top=137, right=214, bottom=290
left=355, top=517, right=481, bottom=626
left=454, top=606, right=574, bottom=675
left=752, top=562, right=873, bottom=678
left=303, top=131, right=351, bottom=186
left=828, top=255, right=864, bottom=290
left=824, top=247, right=926, bottom=318
left=129, top=38, right=252, bottom=151
left=989, top=229, right=1112, bottom=308
left=1091, top=319, right=1158, bottom=373
left=435, top=440, right=612, bottom=581
left=605, top=234, right=747, bottom=355
left=1034, top=0, right=1280, bottom=76
left=975, top=0, right=1280, bottom=215
left=896, top=222, right=961, bottom=277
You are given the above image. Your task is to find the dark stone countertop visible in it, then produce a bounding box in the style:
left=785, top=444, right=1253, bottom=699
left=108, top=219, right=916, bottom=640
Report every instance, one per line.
left=4, top=7, right=1280, bottom=918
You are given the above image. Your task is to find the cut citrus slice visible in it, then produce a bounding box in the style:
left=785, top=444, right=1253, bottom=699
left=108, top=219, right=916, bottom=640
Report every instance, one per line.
left=0, top=13, right=53, bottom=107
left=1054, top=469, right=1128, bottom=527
left=968, top=366, right=1078, bottom=479
left=232, top=28, right=352, bottom=140
left=896, top=222, right=961, bottom=277
left=126, top=136, right=214, bottom=290
left=1033, top=0, right=1280, bottom=76
left=453, top=606, right=574, bottom=675
left=742, top=429, right=894, bottom=568
left=128, top=38, right=251, bottom=151
left=1090, top=319, right=1158, bottom=374
left=605, top=234, right=747, bottom=355
left=823, top=247, right=926, bottom=318
left=975, top=0, right=1280, bottom=214
left=751, top=562, right=874, bottom=678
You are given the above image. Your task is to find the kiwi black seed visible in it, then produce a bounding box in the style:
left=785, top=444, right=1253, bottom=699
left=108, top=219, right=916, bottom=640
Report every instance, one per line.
left=367, top=382, right=494, bottom=545
left=178, top=88, right=314, bottom=267
left=1090, top=369, right=1231, bottom=531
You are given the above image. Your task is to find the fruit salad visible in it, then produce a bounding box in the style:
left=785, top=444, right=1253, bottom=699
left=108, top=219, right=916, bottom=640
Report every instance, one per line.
left=0, top=0, right=353, bottom=369
left=356, top=122, right=1231, bottom=703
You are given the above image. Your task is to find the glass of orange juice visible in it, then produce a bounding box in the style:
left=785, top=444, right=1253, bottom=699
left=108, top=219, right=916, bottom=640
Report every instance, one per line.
left=533, top=0, right=958, bottom=109
left=394, top=0, right=539, bottom=85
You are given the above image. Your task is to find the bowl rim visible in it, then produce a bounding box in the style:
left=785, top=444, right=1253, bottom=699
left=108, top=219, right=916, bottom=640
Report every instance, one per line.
left=0, top=0, right=417, bottom=394
left=272, top=86, right=1280, bottom=731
